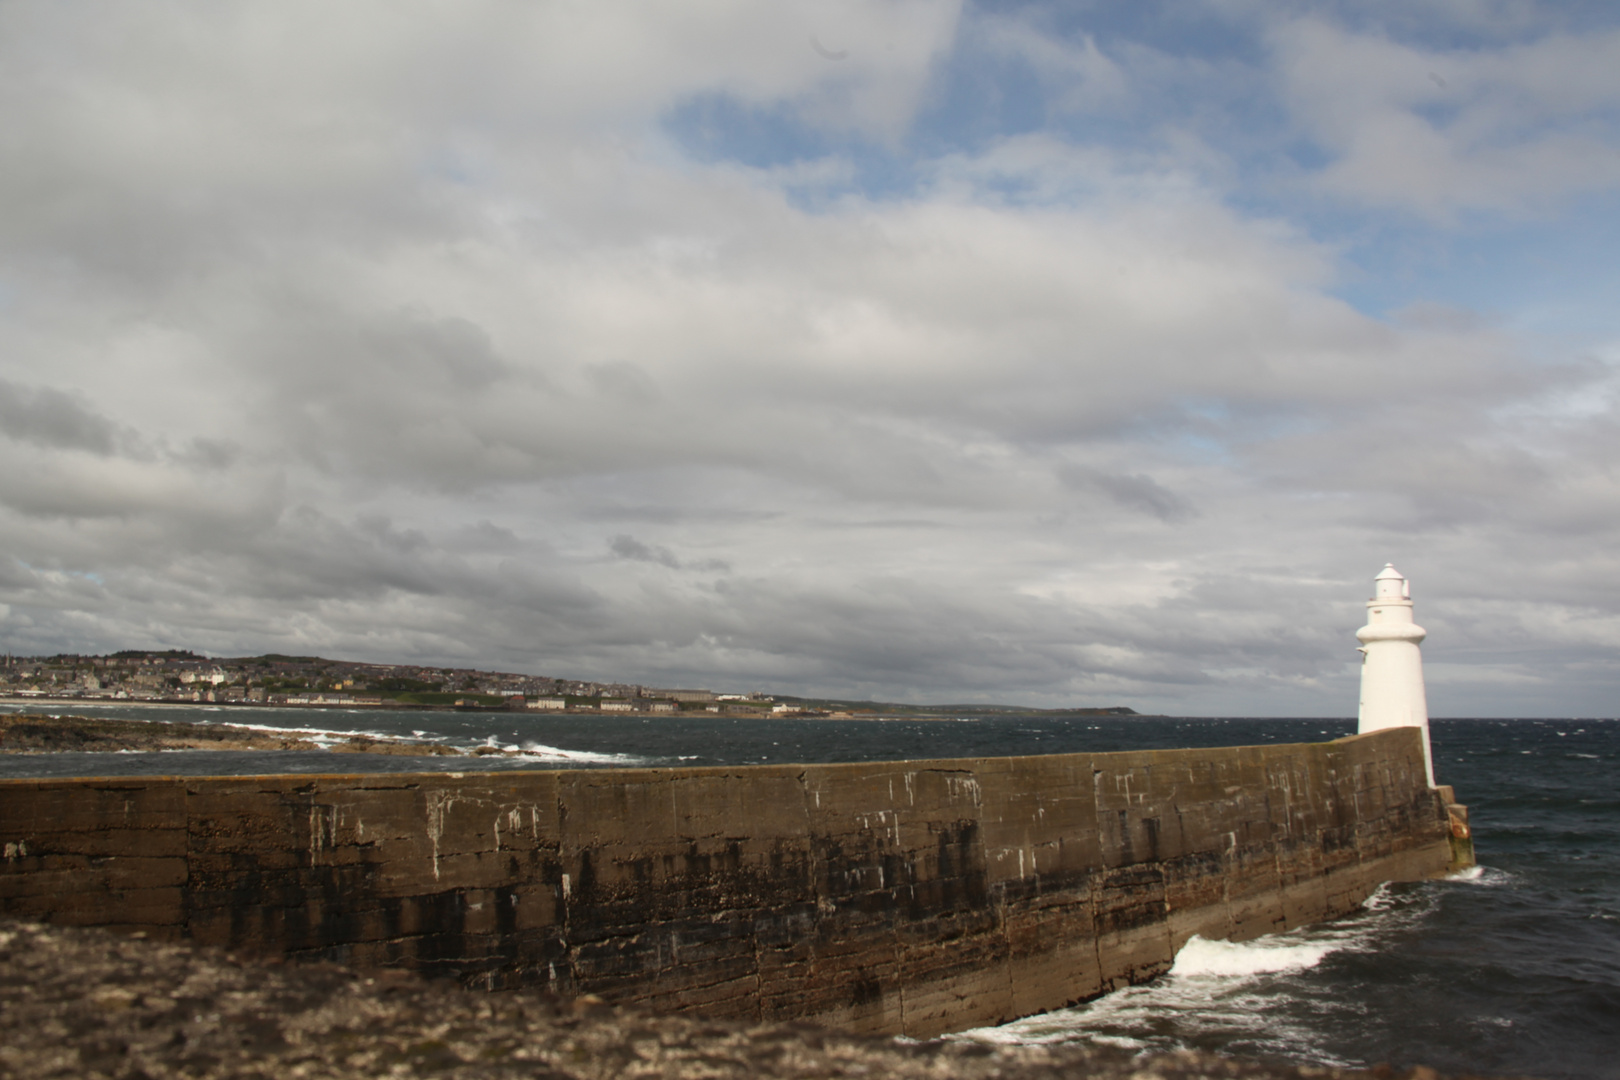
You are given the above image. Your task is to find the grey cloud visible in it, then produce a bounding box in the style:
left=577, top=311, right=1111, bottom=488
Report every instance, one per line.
left=610, top=534, right=730, bottom=572
left=259, top=303, right=511, bottom=404
left=0, top=379, right=123, bottom=455
left=1058, top=464, right=1196, bottom=522
left=171, top=437, right=242, bottom=471
left=0, top=494, right=612, bottom=670
left=384, top=315, right=509, bottom=391
left=610, top=534, right=681, bottom=568
left=639, top=564, right=1352, bottom=708
left=4, top=460, right=1618, bottom=713
left=586, top=362, right=661, bottom=404
left=452, top=521, right=525, bottom=553
left=0, top=556, right=35, bottom=590
left=355, top=514, right=431, bottom=556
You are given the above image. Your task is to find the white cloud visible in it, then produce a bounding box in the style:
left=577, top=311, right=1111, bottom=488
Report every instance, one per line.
left=1273, top=18, right=1620, bottom=216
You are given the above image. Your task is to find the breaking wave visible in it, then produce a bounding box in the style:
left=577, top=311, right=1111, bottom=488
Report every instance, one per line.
left=1167, top=935, right=1336, bottom=978
left=503, top=740, right=648, bottom=766
left=953, top=896, right=1426, bottom=1066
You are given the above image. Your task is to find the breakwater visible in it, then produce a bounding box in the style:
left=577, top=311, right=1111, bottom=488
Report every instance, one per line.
left=0, top=726, right=1469, bottom=1039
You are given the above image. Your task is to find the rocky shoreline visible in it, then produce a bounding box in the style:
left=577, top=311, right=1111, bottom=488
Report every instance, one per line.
left=0, top=712, right=461, bottom=757
left=0, top=919, right=1511, bottom=1080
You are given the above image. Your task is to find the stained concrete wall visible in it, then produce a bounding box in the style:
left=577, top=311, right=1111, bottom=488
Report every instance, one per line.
left=0, top=727, right=1464, bottom=1038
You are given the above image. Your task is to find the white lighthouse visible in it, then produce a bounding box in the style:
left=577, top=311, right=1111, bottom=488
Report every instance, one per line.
left=1356, top=563, right=1434, bottom=786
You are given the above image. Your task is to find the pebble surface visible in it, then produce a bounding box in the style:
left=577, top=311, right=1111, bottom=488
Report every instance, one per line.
left=0, top=920, right=1515, bottom=1080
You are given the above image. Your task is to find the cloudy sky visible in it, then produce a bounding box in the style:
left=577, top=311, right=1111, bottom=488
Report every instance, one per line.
left=3, top=1, right=1619, bottom=716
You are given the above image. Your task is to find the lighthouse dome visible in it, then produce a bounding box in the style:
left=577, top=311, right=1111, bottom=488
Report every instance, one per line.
left=1373, top=563, right=1411, bottom=601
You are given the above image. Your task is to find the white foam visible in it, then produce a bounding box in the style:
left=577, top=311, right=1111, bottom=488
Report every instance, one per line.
left=957, top=976, right=1357, bottom=1063
left=949, top=868, right=1506, bottom=1070
left=512, top=741, right=647, bottom=765
left=223, top=722, right=400, bottom=741
left=1168, top=934, right=1335, bottom=978
left=1361, top=882, right=1395, bottom=911
left=1448, top=865, right=1513, bottom=887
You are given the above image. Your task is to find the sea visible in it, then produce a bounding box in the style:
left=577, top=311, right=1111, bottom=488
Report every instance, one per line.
left=1, top=703, right=1615, bottom=1080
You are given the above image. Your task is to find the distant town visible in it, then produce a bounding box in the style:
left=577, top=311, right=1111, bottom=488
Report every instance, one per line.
left=0, top=650, right=792, bottom=715
left=0, top=650, right=1138, bottom=718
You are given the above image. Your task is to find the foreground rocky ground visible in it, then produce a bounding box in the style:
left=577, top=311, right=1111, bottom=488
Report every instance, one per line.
left=0, top=920, right=1513, bottom=1080
left=0, top=713, right=458, bottom=757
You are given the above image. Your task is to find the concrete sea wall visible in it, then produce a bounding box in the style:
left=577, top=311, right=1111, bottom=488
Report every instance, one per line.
left=0, top=727, right=1466, bottom=1038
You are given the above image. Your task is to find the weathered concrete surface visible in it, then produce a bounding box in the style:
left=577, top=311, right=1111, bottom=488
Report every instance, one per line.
left=0, top=728, right=1468, bottom=1039
left=0, top=918, right=1518, bottom=1080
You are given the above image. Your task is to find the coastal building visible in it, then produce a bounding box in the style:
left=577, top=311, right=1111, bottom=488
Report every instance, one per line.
left=527, top=698, right=567, bottom=710
left=650, top=689, right=715, bottom=703
left=179, top=667, right=228, bottom=686
left=1356, top=563, right=1434, bottom=785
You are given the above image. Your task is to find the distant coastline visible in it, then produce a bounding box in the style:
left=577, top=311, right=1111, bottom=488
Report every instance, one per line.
left=0, top=693, right=1147, bottom=722
left=0, top=650, right=1140, bottom=720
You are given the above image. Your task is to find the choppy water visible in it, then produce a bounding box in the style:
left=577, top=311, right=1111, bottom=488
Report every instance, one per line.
left=2, top=705, right=1615, bottom=1079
